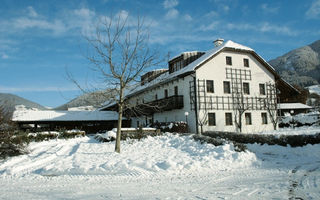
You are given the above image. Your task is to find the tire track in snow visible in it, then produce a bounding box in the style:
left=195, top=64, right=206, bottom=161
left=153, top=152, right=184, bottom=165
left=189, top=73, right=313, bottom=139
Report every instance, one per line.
left=4, top=142, right=76, bottom=175
left=288, top=163, right=320, bottom=200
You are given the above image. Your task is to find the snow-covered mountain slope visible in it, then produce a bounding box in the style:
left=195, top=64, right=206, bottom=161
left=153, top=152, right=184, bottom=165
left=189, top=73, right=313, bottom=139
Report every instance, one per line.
left=307, top=84, right=320, bottom=95
left=269, top=40, right=320, bottom=87
left=0, top=93, right=46, bottom=113
left=54, top=90, right=113, bottom=110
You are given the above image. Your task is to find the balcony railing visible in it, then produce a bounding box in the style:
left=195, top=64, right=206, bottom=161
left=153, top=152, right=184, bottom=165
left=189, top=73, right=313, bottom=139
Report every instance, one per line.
left=130, top=95, right=184, bottom=116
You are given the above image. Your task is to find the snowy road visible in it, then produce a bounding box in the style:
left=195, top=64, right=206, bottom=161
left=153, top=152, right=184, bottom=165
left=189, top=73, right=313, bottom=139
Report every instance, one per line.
left=0, top=133, right=319, bottom=199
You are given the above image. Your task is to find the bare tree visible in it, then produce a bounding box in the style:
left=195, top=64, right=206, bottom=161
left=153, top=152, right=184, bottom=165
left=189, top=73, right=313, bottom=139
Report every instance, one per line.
left=197, top=110, right=208, bottom=135
left=232, top=80, right=250, bottom=133
left=265, top=82, right=278, bottom=130
left=81, top=15, right=160, bottom=153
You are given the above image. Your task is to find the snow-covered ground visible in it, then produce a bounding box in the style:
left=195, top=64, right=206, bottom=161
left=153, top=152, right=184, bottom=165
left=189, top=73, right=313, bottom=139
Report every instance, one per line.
left=0, top=131, right=320, bottom=199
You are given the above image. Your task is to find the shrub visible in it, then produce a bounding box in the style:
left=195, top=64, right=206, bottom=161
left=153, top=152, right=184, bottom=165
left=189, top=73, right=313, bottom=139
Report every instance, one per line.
left=203, top=131, right=320, bottom=147
left=152, top=121, right=188, bottom=133
left=95, top=129, right=163, bottom=143
left=0, top=105, right=27, bottom=159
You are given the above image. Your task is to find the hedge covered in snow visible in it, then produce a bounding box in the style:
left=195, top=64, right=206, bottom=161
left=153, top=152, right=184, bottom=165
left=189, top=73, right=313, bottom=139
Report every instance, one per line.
left=94, top=128, right=162, bottom=142
left=203, top=131, right=320, bottom=147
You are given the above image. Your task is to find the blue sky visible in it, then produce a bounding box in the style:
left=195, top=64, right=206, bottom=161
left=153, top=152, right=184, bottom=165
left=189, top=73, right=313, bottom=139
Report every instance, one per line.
left=1, top=0, right=319, bottom=108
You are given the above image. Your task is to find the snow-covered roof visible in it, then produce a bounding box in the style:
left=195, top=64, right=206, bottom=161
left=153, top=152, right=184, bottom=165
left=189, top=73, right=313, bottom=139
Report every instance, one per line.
left=169, top=51, right=202, bottom=61
left=127, top=40, right=256, bottom=95
left=307, top=85, right=320, bottom=96
left=12, top=110, right=120, bottom=122
left=277, top=103, right=312, bottom=110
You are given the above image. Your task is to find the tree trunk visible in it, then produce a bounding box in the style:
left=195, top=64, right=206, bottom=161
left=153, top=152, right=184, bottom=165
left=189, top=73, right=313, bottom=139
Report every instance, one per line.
left=115, top=104, right=123, bottom=153
left=238, top=114, right=242, bottom=132
left=115, top=86, right=124, bottom=153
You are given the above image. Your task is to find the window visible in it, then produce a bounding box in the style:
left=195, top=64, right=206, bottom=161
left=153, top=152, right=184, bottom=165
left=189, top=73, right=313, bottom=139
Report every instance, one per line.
left=243, top=58, right=249, bottom=67
left=225, top=113, right=233, bottom=125
left=245, top=113, right=252, bottom=125
left=261, top=113, right=268, bottom=124
left=155, top=94, right=158, bottom=100
left=206, top=80, right=214, bottom=93
left=208, top=113, right=216, bottom=126
left=164, top=89, right=168, bottom=98
left=137, top=121, right=140, bottom=127
left=174, top=86, right=178, bottom=96
left=226, top=56, right=232, bottom=65
left=259, top=84, right=266, bottom=95
left=224, top=81, right=231, bottom=94
left=243, top=82, right=250, bottom=95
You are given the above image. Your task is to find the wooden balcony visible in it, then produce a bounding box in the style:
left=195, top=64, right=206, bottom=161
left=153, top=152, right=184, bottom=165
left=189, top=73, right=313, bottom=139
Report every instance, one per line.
left=129, top=95, right=184, bottom=116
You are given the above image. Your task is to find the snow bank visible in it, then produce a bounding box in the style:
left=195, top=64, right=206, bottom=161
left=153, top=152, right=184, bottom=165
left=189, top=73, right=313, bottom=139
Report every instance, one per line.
left=258, top=126, right=320, bottom=136
left=279, top=112, right=319, bottom=125
left=0, top=133, right=257, bottom=177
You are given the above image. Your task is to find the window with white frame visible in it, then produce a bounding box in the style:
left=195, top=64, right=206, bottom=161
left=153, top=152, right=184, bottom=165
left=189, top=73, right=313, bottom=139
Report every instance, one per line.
left=245, top=113, right=252, bottom=125
left=206, top=80, right=214, bottom=93
left=261, top=112, right=268, bottom=124
left=208, top=113, right=216, bottom=126
left=243, top=82, right=250, bottom=95
left=225, top=113, right=233, bottom=125
left=259, top=84, right=266, bottom=95
left=243, top=58, right=249, bottom=67
left=226, top=56, right=232, bottom=65
left=224, top=81, right=231, bottom=94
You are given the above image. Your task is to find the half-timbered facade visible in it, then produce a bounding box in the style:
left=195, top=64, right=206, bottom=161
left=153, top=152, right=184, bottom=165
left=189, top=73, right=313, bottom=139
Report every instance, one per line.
left=101, top=39, right=298, bottom=133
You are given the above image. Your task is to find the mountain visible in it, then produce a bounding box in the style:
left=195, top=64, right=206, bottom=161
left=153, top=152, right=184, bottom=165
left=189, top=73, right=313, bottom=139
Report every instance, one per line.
left=269, top=40, right=320, bottom=87
left=54, top=90, right=112, bottom=110
left=0, top=93, right=47, bottom=113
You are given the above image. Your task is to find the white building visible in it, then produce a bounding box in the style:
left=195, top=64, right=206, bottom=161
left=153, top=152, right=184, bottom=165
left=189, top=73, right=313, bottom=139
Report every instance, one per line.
left=102, top=39, right=296, bottom=134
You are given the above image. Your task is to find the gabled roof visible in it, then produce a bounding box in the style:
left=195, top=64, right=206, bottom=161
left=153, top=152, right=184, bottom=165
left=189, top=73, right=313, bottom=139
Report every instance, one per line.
left=124, top=40, right=256, bottom=96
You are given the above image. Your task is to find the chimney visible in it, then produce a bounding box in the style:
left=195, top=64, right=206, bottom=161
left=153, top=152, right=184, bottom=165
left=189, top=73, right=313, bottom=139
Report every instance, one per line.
left=213, top=38, right=224, bottom=47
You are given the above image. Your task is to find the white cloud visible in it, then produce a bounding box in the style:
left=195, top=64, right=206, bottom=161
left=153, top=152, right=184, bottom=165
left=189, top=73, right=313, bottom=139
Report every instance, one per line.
left=260, top=4, right=280, bottom=14
left=226, top=23, right=255, bottom=31
left=27, top=6, right=38, bottom=17
left=165, top=9, right=179, bottom=19
left=163, top=0, right=178, bottom=9
left=0, top=85, right=78, bottom=92
left=117, top=10, right=129, bottom=21
left=223, top=5, right=230, bottom=12
left=200, top=21, right=220, bottom=31
left=306, top=0, right=320, bottom=19
left=69, top=8, right=98, bottom=36
left=259, top=22, right=297, bottom=36
left=13, top=17, right=67, bottom=35
left=74, top=8, right=96, bottom=19
left=205, top=10, right=219, bottom=18
left=224, top=22, right=298, bottom=36
left=183, top=14, right=192, bottom=21
left=1, top=53, right=9, bottom=59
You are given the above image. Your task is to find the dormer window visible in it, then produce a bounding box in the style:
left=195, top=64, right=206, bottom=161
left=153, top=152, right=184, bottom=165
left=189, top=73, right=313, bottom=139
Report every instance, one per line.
left=169, top=51, right=205, bottom=73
